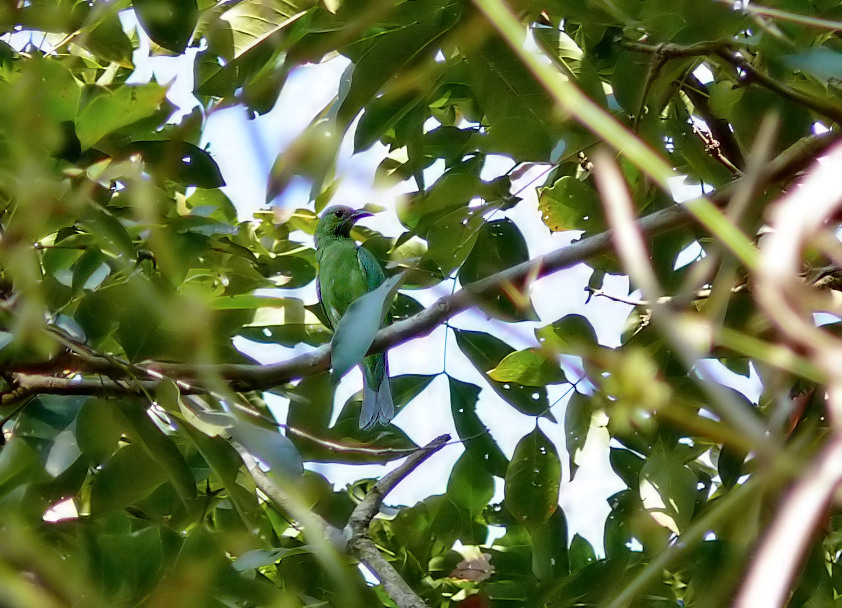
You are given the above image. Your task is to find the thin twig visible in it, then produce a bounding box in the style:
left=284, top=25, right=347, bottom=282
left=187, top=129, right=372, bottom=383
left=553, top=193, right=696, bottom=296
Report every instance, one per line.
left=585, top=285, right=748, bottom=307
left=345, top=434, right=450, bottom=608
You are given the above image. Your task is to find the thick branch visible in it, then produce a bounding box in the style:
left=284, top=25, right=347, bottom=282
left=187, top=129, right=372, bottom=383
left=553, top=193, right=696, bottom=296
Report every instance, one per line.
left=345, top=434, right=450, bottom=608
left=735, top=433, right=842, bottom=607
left=3, top=130, right=838, bottom=398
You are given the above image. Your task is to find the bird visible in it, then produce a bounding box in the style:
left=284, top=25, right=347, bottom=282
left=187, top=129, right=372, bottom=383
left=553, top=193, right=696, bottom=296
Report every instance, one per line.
left=314, top=205, right=394, bottom=429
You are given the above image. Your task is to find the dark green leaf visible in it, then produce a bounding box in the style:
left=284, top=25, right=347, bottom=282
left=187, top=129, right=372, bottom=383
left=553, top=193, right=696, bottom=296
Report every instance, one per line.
left=447, top=451, right=494, bottom=513
left=639, top=443, right=697, bottom=534
left=530, top=509, right=568, bottom=581
left=539, top=176, right=603, bottom=233
left=453, top=328, right=553, bottom=419
left=126, top=141, right=225, bottom=188
left=565, top=391, right=593, bottom=481
left=458, top=218, right=538, bottom=321
left=569, top=533, right=597, bottom=572
left=535, top=314, right=598, bottom=354
left=467, top=38, right=558, bottom=160
left=448, top=376, right=508, bottom=477
left=609, top=447, right=645, bottom=489
left=91, top=442, right=168, bottom=514
left=504, top=426, right=561, bottom=530
left=717, top=444, right=747, bottom=490
left=133, top=0, right=198, bottom=53
left=118, top=402, right=197, bottom=503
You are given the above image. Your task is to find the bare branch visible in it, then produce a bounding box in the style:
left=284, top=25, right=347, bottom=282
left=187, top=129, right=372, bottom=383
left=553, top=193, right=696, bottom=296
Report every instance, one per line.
left=345, top=434, right=450, bottom=608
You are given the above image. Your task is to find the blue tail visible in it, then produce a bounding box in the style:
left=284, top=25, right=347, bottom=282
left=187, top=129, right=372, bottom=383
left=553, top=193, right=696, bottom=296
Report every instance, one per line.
left=360, top=352, right=394, bottom=429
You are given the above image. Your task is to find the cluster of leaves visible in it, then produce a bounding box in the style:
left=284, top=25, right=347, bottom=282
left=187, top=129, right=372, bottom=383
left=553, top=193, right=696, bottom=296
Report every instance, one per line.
left=1, top=0, right=842, bottom=606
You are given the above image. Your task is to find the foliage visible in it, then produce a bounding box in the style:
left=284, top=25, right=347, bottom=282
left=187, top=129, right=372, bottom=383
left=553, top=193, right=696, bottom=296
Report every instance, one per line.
left=0, top=0, right=841, bottom=607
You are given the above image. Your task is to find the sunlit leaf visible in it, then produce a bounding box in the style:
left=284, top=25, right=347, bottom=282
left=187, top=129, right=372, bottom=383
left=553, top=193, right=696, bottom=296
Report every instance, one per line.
left=76, top=83, right=169, bottom=149
left=487, top=348, right=567, bottom=386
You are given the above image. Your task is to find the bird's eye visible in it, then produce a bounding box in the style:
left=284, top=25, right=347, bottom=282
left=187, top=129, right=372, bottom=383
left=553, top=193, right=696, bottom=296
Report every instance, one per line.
left=334, top=209, right=342, bottom=217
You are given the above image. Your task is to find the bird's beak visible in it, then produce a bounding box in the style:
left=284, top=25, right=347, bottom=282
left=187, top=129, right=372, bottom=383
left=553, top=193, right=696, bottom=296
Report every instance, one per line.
left=349, top=209, right=374, bottom=224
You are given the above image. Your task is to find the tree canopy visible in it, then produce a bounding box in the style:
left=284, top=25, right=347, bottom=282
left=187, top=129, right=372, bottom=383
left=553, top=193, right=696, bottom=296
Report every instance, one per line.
left=1, top=0, right=841, bottom=607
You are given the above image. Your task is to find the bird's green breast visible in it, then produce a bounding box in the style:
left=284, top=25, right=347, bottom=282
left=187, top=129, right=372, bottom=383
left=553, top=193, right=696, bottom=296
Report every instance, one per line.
left=316, top=239, right=370, bottom=327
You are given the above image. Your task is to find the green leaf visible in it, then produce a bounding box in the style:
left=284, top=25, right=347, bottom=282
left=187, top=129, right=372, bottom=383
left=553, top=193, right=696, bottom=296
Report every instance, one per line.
left=529, top=509, right=568, bottom=581
left=126, top=141, right=225, bottom=188
left=610, top=447, right=645, bottom=489
left=287, top=371, right=335, bottom=436
left=424, top=204, right=486, bottom=276
left=447, top=451, right=494, bottom=513
left=564, top=391, right=593, bottom=481
left=71, top=248, right=110, bottom=293
left=398, top=157, right=483, bottom=230
left=118, top=402, right=197, bottom=504
left=204, top=0, right=315, bottom=61
left=228, top=420, right=303, bottom=477
left=44, top=427, right=82, bottom=478
left=91, top=443, right=168, bottom=514
left=331, top=273, right=403, bottom=381
left=232, top=547, right=312, bottom=571
left=458, top=218, right=539, bottom=321
left=639, top=443, right=697, bottom=534
left=133, top=0, right=198, bottom=53
left=355, top=90, right=421, bottom=152
left=467, top=37, right=558, bottom=160
left=76, top=83, right=169, bottom=149
left=76, top=398, right=128, bottom=464
left=487, top=348, right=567, bottom=386
left=181, top=424, right=262, bottom=529
left=0, top=438, right=47, bottom=493
left=337, top=1, right=457, bottom=126
left=538, top=176, right=603, bottom=233
left=535, top=314, right=598, bottom=354
left=448, top=376, right=509, bottom=477
left=453, top=328, right=553, bottom=419
left=504, top=426, right=561, bottom=530
left=27, top=56, right=81, bottom=123
left=717, top=443, right=747, bottom=490
left=569, top=533, right=597, bottom=572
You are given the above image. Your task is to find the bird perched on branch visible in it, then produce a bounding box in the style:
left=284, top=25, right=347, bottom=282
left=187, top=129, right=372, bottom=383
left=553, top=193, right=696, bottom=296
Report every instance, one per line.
left=315, top=205, right=394, bottom=429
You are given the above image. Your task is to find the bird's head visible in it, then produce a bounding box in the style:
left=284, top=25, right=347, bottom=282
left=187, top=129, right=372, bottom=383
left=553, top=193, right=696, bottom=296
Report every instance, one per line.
left=315, top=205, right=373, bottom=243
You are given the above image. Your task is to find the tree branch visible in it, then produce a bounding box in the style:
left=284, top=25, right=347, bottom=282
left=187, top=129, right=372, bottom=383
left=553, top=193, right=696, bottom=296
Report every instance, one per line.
left=624, top=40, right=842, bottom=125
left=2, top=131, right=838, bottom=399
left=345, top=434, right=450, bottom=608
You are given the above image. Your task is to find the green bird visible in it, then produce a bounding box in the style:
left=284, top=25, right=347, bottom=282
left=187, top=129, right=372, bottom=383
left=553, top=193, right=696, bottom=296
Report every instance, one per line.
left=315, top=205, right=394, bottom=429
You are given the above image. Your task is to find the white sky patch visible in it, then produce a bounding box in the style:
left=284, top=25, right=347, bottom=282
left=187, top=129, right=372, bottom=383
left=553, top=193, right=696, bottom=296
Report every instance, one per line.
left=43, top=497, right=78, bottom=522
